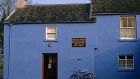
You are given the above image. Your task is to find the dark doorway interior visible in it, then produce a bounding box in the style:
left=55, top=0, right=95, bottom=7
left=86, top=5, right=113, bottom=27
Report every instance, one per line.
left=43, top=53, right=58, bottom=79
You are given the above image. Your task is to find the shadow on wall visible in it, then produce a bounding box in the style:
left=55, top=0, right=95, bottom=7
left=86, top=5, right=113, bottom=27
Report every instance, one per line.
left=94, top=42, right=140, bottom=79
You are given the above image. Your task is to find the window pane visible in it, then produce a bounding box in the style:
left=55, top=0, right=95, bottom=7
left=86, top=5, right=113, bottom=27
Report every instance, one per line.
left=122, top=18, right=127, bottom=27
left=46, top=26, right=57, bottom=40
left=49, top=56, right=52, bottom=63
left=120, top=28, right=136, bottom=39
left=127, top=65, right=133, bottom=69
left=127, top=60, right=133, bottom=65
left=120, top=16, right=136, bottom=39
left=127, top=56, right=133, bottom=59
left=119, top=65, right=126, bottom=70
left=119, top=56, right=125, bottom=59
left=48, top=27, right=56, bottom=29
left=128, top=18, right=133, bottom=27
left=119, top=60, right=126, bottom=65
left=48, top=33, right=56, bottom=39
left=118, top=55, right=134, bottom=70
left=47, top=27, right=56, bottom=33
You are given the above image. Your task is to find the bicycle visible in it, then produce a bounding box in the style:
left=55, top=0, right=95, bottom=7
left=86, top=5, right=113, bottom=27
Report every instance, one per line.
left=69, top=69, right=96, bottom=79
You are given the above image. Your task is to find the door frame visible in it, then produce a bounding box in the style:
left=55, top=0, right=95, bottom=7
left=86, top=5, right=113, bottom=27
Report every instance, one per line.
left=42, top=53, right=58, bottom=79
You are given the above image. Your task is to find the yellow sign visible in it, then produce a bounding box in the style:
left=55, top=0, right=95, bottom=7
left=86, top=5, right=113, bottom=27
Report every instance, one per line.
left=72, top=38, right=86, bottom=47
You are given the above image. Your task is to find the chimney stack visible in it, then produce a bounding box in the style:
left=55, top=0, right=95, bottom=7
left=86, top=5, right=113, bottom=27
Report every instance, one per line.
left=16, top=0, right=27, bottom=8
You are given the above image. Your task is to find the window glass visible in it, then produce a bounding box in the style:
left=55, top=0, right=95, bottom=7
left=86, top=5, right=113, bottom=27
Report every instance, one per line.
left=47, top=27, right=56, bottom=33
left=127, top=56, right=133, bottom=59
left=48, top=34, right=56, bottom=39
left=46, top=26, right=57, bottom=40
left=119, top=56, right=125, bottom=59
left=118, top=55, right=134, bottom=70
left=120, top=16, right=136, bottom=40
left=128, top=18, right=133, bottom=27
left=122, top=18, right=127, bottom=27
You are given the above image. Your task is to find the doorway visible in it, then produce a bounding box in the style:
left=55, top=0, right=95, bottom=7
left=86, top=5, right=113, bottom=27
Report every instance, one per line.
left=42, top=53, right=58, bottom=79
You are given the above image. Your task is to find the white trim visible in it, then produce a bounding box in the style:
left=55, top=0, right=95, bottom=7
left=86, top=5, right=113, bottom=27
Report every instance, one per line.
left=120, top=37, right=135, bottom=40
left=5, top=10, right=16, bottom=21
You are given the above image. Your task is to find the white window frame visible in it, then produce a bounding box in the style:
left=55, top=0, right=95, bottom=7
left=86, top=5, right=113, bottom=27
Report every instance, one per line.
left=46, top=26, right=57, bottom=40
left=118, top=55, right=134, bottom=70
left=120, top=16, right=136, bottom=40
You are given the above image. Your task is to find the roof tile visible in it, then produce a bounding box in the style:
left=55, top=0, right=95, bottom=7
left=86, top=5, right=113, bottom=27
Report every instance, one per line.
left=5, top=4, right=95, bottom=23
left=91, top=0, right=140, bottom=14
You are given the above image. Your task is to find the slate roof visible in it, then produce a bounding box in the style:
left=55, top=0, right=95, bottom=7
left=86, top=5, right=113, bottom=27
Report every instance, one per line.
left=91, top=0, right=140, bottom=14
left=5, top=0, right=140, bottom=23
left=5, top=4, right=95, bottom=23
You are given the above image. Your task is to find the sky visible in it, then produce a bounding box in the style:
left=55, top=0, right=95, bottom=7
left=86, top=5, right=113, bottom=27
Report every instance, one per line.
left=32, top=0, right=90, bottom=4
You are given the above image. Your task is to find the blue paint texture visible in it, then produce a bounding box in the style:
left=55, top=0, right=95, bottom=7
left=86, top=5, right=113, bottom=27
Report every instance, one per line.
left=4, top=15, right=140, bottom=79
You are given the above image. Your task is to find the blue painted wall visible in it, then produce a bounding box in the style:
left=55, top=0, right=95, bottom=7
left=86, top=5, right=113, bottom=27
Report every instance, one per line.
left=95, top=15, right=140, bottom=79
left=4, top=15, right=140, bottom=79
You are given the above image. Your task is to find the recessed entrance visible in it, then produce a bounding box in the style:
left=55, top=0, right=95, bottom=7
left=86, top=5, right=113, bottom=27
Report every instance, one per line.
left=42, top=53, right=58, bottom=79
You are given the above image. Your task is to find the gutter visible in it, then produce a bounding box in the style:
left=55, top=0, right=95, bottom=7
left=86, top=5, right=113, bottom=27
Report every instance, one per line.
left=7, top=23, right=12, bottom=79
left=4, top=21, right=96, bottom=25
left=91, top=12, right=140, bottom=16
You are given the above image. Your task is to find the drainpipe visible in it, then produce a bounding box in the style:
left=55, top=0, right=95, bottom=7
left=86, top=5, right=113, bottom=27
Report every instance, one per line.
left=93, top=48, right=97, bottom=79
left=7, top=23, right=12, bottom=79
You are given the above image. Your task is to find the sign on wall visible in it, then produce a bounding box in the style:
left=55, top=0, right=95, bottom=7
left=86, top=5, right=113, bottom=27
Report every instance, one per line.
left=72, top=38, right=86, bottom=47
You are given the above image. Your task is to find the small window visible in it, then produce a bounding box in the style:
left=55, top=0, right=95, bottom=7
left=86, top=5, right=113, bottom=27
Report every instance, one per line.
left=46, top=26, right=57, bottom=40
left=120, top=16, right=136, bottom=40
left=118, top=55, right=134, bottom=70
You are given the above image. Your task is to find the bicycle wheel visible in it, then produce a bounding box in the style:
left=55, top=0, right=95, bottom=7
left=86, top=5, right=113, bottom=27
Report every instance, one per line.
left=69, top=74, right=80, bottom=79
left=84, top=73, right=95, bottom=79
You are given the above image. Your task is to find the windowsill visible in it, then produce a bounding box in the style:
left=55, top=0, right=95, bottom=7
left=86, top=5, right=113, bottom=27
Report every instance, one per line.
left=118, top=69, right=134, bottom=72
left=43, top=40, right=58, bottom=42
left=119, top=38, right=137, bottom=42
